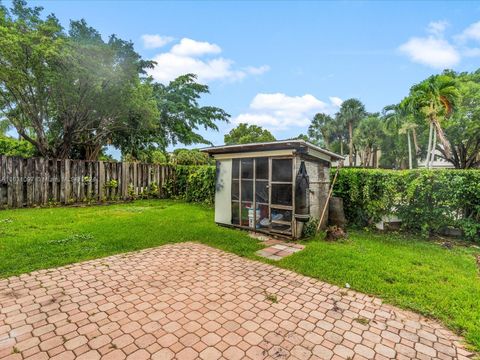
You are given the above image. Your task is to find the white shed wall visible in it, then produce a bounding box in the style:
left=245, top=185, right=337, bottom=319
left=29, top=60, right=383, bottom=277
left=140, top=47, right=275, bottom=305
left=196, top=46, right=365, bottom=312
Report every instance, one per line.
left=214, top=159, right=232, bottom=225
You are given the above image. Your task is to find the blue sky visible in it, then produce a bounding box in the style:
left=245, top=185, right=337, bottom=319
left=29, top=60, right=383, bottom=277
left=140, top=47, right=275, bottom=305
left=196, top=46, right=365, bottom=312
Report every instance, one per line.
left=9, top=1, right=480, bottom=153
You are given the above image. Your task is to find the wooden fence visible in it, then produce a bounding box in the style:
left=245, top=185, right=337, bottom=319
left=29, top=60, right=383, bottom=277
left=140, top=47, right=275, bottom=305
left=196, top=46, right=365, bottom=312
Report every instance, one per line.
left=0, top=156, right=175, bottom=208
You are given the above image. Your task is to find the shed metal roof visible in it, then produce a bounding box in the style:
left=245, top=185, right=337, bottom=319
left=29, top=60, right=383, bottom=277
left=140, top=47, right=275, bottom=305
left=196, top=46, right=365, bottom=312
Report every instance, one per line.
left=201, top=140, right=344, bottom=161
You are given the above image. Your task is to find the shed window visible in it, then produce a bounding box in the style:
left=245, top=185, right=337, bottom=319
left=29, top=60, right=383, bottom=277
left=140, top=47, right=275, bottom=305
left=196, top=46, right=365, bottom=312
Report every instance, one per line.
left=255, top=157, right=268, bottom=180
left=232, top=180, right=239, bottom=201
left=255, top=180, right=268, bottom=204
left=241, top=180, right=253, bottom=202
left=232, top=159, right=240, bottom=179
left=271, top=184, right=292, bottom=206
left=231, top=202, right=240, bottom=224
left=241, top=159, right=253, bottom=179
left=272, top=159, right=292, bottom=182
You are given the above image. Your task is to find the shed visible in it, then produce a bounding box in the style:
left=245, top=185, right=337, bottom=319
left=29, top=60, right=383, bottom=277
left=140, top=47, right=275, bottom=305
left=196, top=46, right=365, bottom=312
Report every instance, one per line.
left=202, top=140, right=344, bottom=239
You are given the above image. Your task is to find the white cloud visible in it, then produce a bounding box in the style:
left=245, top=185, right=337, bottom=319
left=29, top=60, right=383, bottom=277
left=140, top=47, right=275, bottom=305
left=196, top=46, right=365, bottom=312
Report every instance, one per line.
left=233, top=93, right=342, bottom=131
left=456, top=21, right=480, bottom=42
left=170, top=38, right=221, bottom=56
left=399, top=20, right=480, bottom=68
left=234, top=113, right=283, bottom=128
left=141, top=34, right=174, bottom=49
left=427, top=20, right=449, bottom=36
left=147, top=37, right=269, bottom=84
left=329, top=96, right=343, bottom=108
left=244, top=65, right=270, bottom=75
left=398, top=36, right=460, bottom=68
left=148, top=53, right=245, bottom=83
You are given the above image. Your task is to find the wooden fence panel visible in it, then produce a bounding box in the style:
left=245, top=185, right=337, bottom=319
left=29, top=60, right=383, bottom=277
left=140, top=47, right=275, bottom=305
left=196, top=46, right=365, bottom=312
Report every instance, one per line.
left=0, top=156, right=175, bottom=209
left=7, top=157, right=14, bottom=207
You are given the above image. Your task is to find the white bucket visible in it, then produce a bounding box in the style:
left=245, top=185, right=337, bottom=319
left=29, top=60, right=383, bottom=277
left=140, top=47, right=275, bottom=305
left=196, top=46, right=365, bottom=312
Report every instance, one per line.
left=248, top=207, right=260, bottom=228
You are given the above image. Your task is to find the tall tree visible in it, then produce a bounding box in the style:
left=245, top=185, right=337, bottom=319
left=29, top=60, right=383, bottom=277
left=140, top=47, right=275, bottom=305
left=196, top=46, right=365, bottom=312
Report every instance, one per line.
left=337, top=99, right=366, bottom=165
left=440, top=70, right=480, bottom=168
left=114, top=74, right=229, bottom=160
left=398, top=122, right=418, bottom=169
left=224, top=123, right=275, bottom=145
left=0, top=2, right=229, bottom=161
left=56, top=20, right=158, bottom=160
left=308, top=113, right=334, bottom=148
left=406, top=74, right=459, bottom=168
left=383, top=102, right=420, bottom=169
left=0, top=2, right=156, bottom=159
left=0, top=0, right=65, bottom=156
left=353, top=114, right=384, bottom=167
left=154, top=74, right=229, bottom=149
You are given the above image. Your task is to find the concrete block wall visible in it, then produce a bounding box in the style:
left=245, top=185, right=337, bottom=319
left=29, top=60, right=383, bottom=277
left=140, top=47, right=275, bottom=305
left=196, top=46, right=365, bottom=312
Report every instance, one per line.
left=294, top=157, right=330, bottom=237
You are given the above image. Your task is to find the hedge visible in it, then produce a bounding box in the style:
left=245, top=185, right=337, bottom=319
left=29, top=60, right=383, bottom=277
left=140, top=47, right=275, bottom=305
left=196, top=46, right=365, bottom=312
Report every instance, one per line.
left=162, top=165, right=480, bottom=242
left=163, top=165, right=216, bottom=204
left=334, top=168, right=480, bottom=242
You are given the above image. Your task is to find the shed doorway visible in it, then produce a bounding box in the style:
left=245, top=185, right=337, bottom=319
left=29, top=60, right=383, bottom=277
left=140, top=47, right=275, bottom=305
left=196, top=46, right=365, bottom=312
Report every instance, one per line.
left=231, top=157, right=293, bottom=236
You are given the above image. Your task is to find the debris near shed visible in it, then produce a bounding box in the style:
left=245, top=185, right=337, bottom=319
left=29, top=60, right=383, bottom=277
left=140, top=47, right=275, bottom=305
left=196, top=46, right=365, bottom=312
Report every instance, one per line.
left=325, top=225, right=347, bottom=241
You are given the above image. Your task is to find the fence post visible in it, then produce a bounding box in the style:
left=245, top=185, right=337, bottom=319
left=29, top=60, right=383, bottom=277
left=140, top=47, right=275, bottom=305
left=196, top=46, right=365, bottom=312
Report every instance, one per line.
left=63, top=159, right=70, bottom=204
left=0, top=156, right=5, bottom=207
left=26, top=158, right=34, bottom=206
left=121, top=162, right=128, bottom=199
left=98, top=161, right=105, bottom=201
left=133, top=162, right=138, bottom=196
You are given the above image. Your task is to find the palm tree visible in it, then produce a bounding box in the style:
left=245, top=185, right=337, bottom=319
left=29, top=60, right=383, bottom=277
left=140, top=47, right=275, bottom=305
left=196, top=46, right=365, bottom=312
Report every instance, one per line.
left=354, top=114, right=384, bottom=167
left=383, top=101, right=420, bottom=169
left=398, top=122, right=418, bottom=169
left=308, top=113, right=334, bottom=148
left=337, top=99, right=366, bottom=166
left=406, top=75, right=459, bottom=168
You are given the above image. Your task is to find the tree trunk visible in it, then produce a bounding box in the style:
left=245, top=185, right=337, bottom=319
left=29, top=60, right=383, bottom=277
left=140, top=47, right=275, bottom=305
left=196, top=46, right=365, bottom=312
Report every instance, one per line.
left=18, top=129, right=49, bottom=158
left=412, top=127, right=420, bottom=154
left=431, top=130, right=437, bottom=167
left=84, top=144, right=103, bottom=161
left=348, top=122, right=353, bottom=166
left=426, top=122, right=433, bottom=168
left=432, top=117, right=452, bottom=159
left=54, top=139, right=73, bottom=159
left=407, top=131, right=412, bottom=169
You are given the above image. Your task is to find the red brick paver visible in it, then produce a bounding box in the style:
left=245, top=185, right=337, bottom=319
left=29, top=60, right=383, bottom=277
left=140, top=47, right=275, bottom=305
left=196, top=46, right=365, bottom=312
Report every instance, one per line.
left=0, top=243, right=474, bottom=359
left=256, top=243, right=305, bottom=261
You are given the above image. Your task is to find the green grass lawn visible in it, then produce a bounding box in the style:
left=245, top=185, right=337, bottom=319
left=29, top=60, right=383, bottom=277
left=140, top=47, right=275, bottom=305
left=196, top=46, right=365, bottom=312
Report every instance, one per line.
left=0, top=200, right=479, bottom=351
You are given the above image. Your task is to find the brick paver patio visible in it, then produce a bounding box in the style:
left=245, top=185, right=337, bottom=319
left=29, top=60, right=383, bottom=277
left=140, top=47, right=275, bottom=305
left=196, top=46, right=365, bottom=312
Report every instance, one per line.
left=0, top=243, right=473, bottom=359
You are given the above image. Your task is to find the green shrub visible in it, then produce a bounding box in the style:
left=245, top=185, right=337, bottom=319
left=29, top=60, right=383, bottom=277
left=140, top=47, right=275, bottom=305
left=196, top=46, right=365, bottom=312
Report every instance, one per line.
left=302, top=218, right=319, bottom=238
left=334, top=168, right=480, bottom=242
left=171, top=149, right=212, bottom=165
left=163, top=165, right=216, bottom=204
left=0, top=136, right=35, bottom=157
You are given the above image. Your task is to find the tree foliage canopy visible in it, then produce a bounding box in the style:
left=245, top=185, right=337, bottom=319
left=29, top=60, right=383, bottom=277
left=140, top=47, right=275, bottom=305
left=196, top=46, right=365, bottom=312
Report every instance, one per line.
left=0, top=1, right=228, bottom=160
left=304, top=69, right=480, bottom=169
left=224, top=123, right=276, bottom=145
